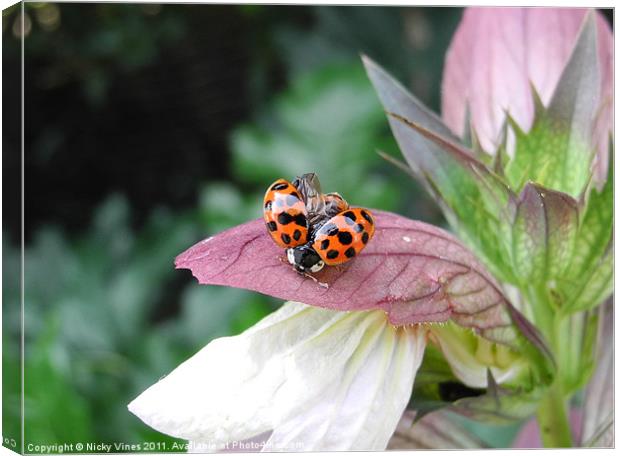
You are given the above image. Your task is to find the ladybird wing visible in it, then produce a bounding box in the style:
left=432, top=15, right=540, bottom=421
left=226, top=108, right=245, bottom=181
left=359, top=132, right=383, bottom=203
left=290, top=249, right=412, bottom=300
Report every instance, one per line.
left=294, top=173, right=327, bottom=218
left=292, top=173, right=322, bottom=202
left=263, top=179, right=309, bottom=248
left=311, top=208, right=375, bottom=265
left=322, top=192, right=349, bottom=217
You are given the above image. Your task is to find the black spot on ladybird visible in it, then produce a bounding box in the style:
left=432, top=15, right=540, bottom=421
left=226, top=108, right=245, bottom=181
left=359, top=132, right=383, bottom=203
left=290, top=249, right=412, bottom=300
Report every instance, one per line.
left=264, top=200, right=273, bottom=211
left=337, top=231, right=353, bottom=245
left=267, top=221, right=278, bottom=232
left=294, top=213, right=307, bottom=227
left=293, top=229, right=302, bottom=241
left=362, top=232, right=369, bottom=244
left=323, top=223, right=338, bottom=236
left=354, top=223, right=364, bottom=233
left=272, top=182, right=289, bottom=191
left=344, top=247, right=356, bottom=258
left=278, top=212, right=293, bottom=225
left=281, top=233, right=291, bottom=244
left=343, top=211, right=357, bottom=224
left=361, top=210, right=373, bottom=225
left=326, top=250, right=339, bottom=259
left=320, top=239, right=330, bottom=250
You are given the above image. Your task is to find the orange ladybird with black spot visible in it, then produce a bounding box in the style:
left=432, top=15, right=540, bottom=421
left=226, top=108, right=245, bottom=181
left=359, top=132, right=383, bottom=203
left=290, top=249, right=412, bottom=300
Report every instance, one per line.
left=311, top=208, right=375, bottom=265
left=263, top=179, right=309, bottom=248
left=284, top=207, right=375, bottom=274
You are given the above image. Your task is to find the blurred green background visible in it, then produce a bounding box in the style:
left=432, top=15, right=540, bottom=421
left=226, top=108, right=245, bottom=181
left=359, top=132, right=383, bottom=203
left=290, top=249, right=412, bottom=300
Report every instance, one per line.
left=9, top=3, right=605, bottom=452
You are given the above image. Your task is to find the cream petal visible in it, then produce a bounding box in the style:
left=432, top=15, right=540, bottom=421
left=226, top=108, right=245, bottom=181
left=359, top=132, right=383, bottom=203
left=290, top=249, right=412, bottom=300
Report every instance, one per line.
left=430, top=323, right=523, bottom=388
left=128, top=302, right=427, bottom=450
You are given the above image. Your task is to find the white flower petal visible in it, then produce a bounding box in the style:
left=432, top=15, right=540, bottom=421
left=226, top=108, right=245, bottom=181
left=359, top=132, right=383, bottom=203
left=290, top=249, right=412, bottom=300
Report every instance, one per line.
left=264, top=314, right=426, bottom=451
left=129, top=302, right=333, bottom=443
left=128, top=302, right=426, bottom=451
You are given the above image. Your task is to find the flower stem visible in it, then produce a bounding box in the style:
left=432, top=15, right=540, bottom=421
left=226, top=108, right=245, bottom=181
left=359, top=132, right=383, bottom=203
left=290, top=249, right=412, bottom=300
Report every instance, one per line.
left=527, top=287, right=575, bottom=448
left=536, top=383, right=572, bottom=448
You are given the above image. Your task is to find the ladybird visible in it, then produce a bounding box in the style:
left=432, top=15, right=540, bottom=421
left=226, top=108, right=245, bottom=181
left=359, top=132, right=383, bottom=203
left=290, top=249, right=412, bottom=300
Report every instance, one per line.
left=263, top=179, right=309, bottom=248
left=286, top=208, right=375, bottom=273
left=311, top=208, right=375, bottom=265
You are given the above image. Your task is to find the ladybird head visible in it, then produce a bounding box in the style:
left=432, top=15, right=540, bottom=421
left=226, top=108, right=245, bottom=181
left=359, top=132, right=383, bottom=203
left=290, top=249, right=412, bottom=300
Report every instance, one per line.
left=287, top=245, right=325, bottom=273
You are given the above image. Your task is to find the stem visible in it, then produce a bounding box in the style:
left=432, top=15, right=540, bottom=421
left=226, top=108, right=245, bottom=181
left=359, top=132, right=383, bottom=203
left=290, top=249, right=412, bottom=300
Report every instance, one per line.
left=536, top=382, right=573, bottom=448
left=527, top=286, right=575, bottom=448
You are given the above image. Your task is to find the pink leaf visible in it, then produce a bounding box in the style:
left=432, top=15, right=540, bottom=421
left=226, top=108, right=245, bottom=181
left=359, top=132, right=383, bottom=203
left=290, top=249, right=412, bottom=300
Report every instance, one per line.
left=175, top=210, right=545, bottom=352
left=441, top=7, right=612, bottom=183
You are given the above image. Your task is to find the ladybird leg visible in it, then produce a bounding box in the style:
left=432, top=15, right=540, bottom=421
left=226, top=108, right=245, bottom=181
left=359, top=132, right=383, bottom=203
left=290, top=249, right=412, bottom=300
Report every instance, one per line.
left=300, top=271, right=329, bottom=289
left=302, top=271, right=318, bottom=282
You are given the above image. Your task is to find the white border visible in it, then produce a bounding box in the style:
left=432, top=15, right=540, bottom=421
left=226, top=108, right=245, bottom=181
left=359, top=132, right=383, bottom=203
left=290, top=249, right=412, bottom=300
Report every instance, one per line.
left=0, top=2, right=615, bottom=456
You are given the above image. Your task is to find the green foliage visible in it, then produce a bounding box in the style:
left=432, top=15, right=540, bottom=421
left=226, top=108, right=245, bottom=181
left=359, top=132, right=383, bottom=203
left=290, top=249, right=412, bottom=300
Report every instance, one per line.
left=560, top=164, right=613, bottom=314
left=2, top=237, right=22, bottom=451
left=231, top=64, right=403, bottom=212
left=555, top=311, right=598, bottom=395
left=366, top=49, right=612, bottom=320
left=272, top=6, right=461, bottom=111
left=364, top=13, right=612, bottom=441
left=410, top=344, right=462, bottom=416
left=504, top=113, right=593, bottom=198
left=25, top=317, right=94, bottom=445
left=511, top=184, right=579, bottom=287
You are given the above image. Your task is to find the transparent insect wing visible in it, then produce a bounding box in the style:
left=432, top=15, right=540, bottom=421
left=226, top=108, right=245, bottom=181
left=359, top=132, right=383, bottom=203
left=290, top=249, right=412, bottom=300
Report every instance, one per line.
left=293, top=173, right=324, bottom=215
left=294, top=174, right=351, bottom=230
